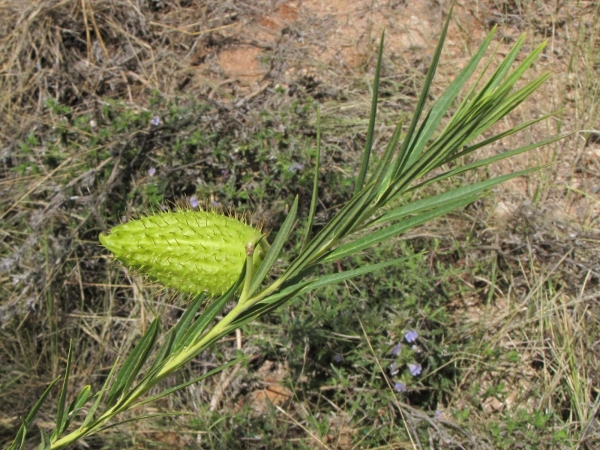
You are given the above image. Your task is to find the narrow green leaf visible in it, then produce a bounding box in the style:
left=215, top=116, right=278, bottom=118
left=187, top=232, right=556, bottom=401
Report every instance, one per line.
left=96, top=412, right=187, bottom=434
left=52, top=340, right=73, bottom=440
left=354, top=30, right=385, bottom=196
left=36, top=430, right=50, bottom=450
left=456, top=73, right=551, bottom=148
left=146, top=327, right=176, bottom=376
left=302, top=106, right=322, bottom=250
left=323, top=195, right=481, bottom=263
left=81, top=361, right=119, bottom=428
left=368, top=119, right=403, bottom=200
left=495, top=40, right=548, bottom=96
left=392, top=0, right=455, bottom=179
left=373, top=168, right=538, bottom=227
left=180, top=276, right=241, bottom=350
left=380, top=71, right=553, bottom=207
left=443, top=31, right=496, bottom=129
left=442, top=48, right=549, bottom=151
left=419, top=79, right=518, bottom=168
left=403, top=26, right=497, bottom=169
left=298, top=256, right=415, bottom=295
left=284, top=186, right=374, bottom=279
left=249, top=196, right=298, bottom=296
left=8, top=377, right=60, bottom=450
left=215, top=270, right=321, bottom=340
left=450, top=34, right=525, bottom=125
left=223, top=295, right=297, bottom=337
left=74, top=386, right=91, bottom=410
left=416, top=42, right=549, bottom=177
left=107, top=318, right=160, bottom=406
left=411, top=134, right=567, bottom=193
left=482, top=34, right=525, bottom=90
left=132, top=269, right=246, bottom=385
left=145, top=294, right=207, bottom=376
left=440, top=111, right=558, bottom=166
left=240, top=267, right=318, bottom=314
left=173, top=294, right=206, bottom=348
left=228, top=256, right=418, bottom=335
left=118, top=319, right=160, bottom=405
left=149, top=298, right=208, bottom=378
left=60, top=385, right=92, bottom=432
left=132, top=356, right=247, bottom=408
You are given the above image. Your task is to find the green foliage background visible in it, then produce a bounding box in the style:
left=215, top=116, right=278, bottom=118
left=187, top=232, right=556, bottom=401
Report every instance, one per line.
left=1, top=1, right=599, bottom=449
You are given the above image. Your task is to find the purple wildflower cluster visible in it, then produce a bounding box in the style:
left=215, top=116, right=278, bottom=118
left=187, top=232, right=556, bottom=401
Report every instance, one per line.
left=288, top=162, right=304, bottom=173
left=404, top=330, right=418, bottom=343
left=408, top=363, right=422, bottom=376
left=394, top=382, right=406, bottom=393
left=389, top=329, right=423, bottom=394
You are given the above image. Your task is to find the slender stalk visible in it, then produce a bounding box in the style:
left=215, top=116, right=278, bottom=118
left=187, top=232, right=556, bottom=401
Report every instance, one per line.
left=50, top=300, right=248, bottom=449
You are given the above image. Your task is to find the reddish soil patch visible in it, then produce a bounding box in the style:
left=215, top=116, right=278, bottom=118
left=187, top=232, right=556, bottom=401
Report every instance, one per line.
left=218, top=46, right=267, bottom=85
left=197, top=0, right=598, bottom=223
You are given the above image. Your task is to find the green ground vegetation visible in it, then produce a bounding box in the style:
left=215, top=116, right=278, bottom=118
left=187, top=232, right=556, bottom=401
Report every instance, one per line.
left=1, top=1, right=599, bottom=449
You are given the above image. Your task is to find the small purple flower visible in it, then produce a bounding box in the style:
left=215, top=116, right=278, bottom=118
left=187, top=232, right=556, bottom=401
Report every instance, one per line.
left=333, top=354, right=343, bottom=363
left=404, top=330, right=418, bottom=343
left=389, top=362, right=399, bottom=376
left=148, top=167, right=156, bottom=177
left=391, top=342, right=402, bottom=356
left=408, top=363, right=422, bottom=377
left=278, top=123, right=286, bottom=133
left=394, top=382, right=407, bottom=393
left=189, top=196, right=199, bottom=209
left=288, top=163, right=304, bottom=173
left=211, top=200, right=220, bottom=208
left=435, top=410, right=442, bottom=421
left=151, top=116, right=161, bottom=126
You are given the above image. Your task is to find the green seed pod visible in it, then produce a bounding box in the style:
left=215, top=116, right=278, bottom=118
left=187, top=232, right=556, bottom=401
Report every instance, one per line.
left=99, top=210, right=266, bottom=296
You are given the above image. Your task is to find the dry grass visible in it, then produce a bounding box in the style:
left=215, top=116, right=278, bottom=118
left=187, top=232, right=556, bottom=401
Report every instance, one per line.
left=0, top=0, right=598, bottom=448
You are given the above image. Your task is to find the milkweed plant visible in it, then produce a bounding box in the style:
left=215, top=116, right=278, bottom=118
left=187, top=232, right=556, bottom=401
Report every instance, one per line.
left=10, top=4, right=565, bottom=449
